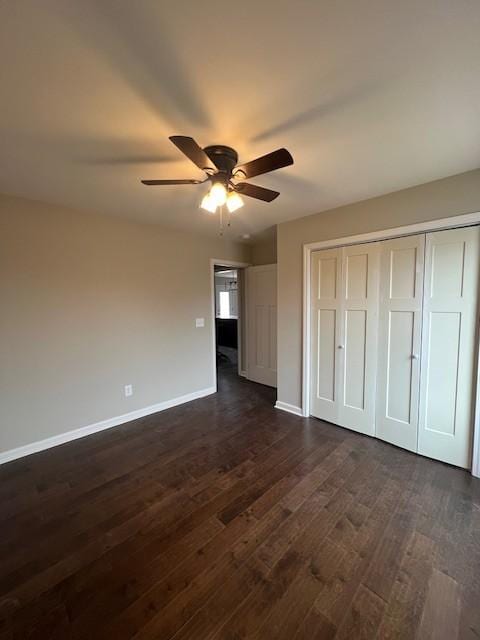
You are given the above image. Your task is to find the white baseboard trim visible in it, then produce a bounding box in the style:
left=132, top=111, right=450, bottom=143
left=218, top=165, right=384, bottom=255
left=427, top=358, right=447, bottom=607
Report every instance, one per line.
left=472, top=439, right=479, bottom=478
left=274, top=401, right=305, bottom=417
left=0, top=385, right=216, bottom=466
left=239, top=370, right=247, bottom=378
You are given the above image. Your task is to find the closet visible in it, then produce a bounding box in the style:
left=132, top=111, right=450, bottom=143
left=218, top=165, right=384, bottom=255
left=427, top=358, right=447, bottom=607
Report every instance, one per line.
left=310, top=226, right=480, bottom=469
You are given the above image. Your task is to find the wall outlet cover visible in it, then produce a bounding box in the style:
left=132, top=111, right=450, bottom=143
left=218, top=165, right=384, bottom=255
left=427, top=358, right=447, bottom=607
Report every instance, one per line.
left=124, top=384, right=133, bottom=397
left=195, top=318, right=205, bottom=328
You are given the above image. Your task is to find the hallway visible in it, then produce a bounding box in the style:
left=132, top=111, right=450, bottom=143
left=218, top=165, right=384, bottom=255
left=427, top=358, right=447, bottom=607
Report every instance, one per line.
left=0, top=369, right=479, bottom=639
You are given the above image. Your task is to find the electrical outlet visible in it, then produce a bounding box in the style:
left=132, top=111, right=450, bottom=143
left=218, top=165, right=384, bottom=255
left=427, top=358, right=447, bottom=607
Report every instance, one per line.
left=124, top=384, right=133, bottom=397
left=196, top=318, right=205, bottom=328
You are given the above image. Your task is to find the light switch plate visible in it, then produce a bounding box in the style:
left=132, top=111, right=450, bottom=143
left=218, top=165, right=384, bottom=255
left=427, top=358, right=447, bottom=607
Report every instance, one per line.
left=195, top=318, right=205, bottom=328
left=124, top=384, right=133, bottom=397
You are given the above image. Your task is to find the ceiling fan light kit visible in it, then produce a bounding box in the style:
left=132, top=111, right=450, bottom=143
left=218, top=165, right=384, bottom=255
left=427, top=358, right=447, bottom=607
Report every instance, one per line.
left=208, top=181, right=228, bottom=207
left=200, top=191, right=218, bottom=213
left=225, top=191, right=244, bottom=213
left=141, top=136, right=294, bottom=229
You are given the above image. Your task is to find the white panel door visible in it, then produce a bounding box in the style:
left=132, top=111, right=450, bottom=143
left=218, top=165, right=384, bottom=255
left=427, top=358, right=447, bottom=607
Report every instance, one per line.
left=376, top=235, right=425, bottom=452
left=310, top=244, right=379, bottom=434
left=337, top=243, right=380, bottom=435
left=246, top=264, right=277, bottom=387
left=418, top=226, right=480, bottom=468
left=310, top=248, right=342, bottom=423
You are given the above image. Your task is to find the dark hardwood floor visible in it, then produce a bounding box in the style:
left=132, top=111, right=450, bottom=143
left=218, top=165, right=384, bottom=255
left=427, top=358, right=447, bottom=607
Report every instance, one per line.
left=1, top=364, right=479, bottom=639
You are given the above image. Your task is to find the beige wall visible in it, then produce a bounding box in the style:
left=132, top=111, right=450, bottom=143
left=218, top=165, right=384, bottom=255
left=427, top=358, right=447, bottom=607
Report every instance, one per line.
left=251, top=232, right=277, bottom=265
left=0, top=194, right=250, bottom=454
left=277, top=168, right=480, bottom=409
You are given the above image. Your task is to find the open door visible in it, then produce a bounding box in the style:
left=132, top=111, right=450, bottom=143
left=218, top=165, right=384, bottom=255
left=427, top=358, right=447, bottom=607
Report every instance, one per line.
left=246, top=264, right=277, bottom=387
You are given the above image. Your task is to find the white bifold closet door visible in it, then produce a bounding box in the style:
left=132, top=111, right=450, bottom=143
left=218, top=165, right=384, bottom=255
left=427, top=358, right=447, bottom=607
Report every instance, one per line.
left=310, top=226, right=480, bottom=470
left=310, top=243, right=379, bottom=435
left=376, top=234, right=425, bottom=452
left=418, top=227, right=480, bottom=468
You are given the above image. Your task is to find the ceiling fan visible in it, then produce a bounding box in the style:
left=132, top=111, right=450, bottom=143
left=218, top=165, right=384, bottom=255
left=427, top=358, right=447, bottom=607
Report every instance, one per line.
left=141, top=136, right=294, bottom=214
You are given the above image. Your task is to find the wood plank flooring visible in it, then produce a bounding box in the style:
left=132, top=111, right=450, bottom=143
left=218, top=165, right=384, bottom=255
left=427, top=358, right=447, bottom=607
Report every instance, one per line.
left=1, top=364, right=479, bottom=639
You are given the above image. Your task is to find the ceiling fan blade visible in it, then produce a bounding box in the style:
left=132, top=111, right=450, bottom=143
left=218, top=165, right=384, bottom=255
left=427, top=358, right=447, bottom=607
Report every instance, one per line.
left=169, top=136, right=217, bottom=172
left=235, top=182, right=280, bottom=202
left=234, top=148, right=293, bottom=179
left=141, top=179, right=203, bottom=185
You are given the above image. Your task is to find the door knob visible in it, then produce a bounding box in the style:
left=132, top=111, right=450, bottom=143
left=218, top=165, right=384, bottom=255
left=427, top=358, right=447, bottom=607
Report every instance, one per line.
left=338, top=345, right=344, bottom=349
left=411, top=353, right=419, bottom=359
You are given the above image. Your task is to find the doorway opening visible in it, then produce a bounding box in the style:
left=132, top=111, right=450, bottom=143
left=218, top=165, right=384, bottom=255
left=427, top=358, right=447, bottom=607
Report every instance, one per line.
left=210, top=258, right=278, bottom=394
left=214, top=265, right=243, bottom=384
left=210, top=259, right=249, bottom=392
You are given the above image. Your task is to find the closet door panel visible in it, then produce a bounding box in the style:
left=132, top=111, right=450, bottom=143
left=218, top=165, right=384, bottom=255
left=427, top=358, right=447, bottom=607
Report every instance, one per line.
left=343, top=309, right=366, bottom=410
left=310, top=249, right=342, bottom=423
left=376, top=235, right=424, bottom=452
left=317, top=309, right=336, bottom=401
left=390, top=246, right=418, bottom=298
left=418, top=226, right=480, bottom=468
left=386, top=310, right=415, bottom=424
left=337, top=243, right=380, bottom=436
left=424, top=311, right=460, bottom=433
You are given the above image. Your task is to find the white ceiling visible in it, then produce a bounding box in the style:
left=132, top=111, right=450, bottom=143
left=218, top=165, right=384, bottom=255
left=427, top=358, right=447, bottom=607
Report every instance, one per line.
left=1, top=1, right=479, bottom=241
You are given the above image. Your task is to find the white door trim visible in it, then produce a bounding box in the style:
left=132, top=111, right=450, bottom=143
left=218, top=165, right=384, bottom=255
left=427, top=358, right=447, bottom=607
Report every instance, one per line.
left=274, top=400, right=304, bottom=417
left=473, top=339, right=480, bottom=477
left=210, top=258, right=250, bottom=391
left=301, top=211, right=480, bottom=476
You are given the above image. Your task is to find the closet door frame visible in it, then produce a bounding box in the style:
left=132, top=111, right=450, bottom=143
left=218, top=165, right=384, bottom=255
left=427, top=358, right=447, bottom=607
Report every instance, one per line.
left=301, top=211, right=480, bottom=477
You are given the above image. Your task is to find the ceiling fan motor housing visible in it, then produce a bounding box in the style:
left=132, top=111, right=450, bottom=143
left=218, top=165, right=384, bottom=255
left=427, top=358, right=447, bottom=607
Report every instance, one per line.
left=203, top=145, right=238, bottom=177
